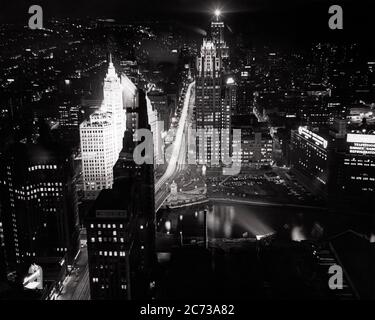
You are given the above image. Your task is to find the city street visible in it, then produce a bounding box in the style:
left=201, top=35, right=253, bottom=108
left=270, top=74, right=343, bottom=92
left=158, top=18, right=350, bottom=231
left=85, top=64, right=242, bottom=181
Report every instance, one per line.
left=57, top=246, right=90, bottom=300
left=155, top=81, right=195, bottom=210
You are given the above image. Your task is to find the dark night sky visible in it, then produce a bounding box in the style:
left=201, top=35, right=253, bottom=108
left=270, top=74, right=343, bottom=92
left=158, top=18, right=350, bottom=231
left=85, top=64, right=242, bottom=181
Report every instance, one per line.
left=1, top=0, right=375, bottom=42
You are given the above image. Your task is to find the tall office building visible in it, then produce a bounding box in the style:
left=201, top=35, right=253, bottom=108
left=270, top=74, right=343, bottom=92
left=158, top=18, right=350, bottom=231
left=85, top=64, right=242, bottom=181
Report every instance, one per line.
left=236, top=67, right=255, bottom=115
left=196, top=39, right=223, bottom=165
left=232, top=115, right=274, bottom=167
left=86, top=90, right=156, bottom=300
left=102, top=56, right=126, bottom=155
left=148, top=91, right=170, bottom=130
left=123, top=84, right=161, bottom=165
left=148, top=91, right=170, bottom=163
left=290, top=122, right=375, bottom=212
left=80, top=58, right=137, bottom=200
left=0, top=134, right=79, bottom=280
left=80, top=111, right=116, bottom=200
left=121, top=74, right=137, bottom=115
left=220, top=77, right=236, bottom=162
left=211, top=13, right=229, bottom=60
left=290, top=126, right=329, bottom=193
left=332, top=130, right=375, bottom=210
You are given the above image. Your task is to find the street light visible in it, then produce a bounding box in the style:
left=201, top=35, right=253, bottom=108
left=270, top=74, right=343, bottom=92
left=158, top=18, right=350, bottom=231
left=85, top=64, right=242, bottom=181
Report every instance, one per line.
left=214, top=9, right=221, bottom=18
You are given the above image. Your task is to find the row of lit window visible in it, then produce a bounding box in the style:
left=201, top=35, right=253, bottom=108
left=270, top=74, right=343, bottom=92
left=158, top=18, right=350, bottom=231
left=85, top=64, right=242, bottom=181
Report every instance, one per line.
left=97, top=251, right=126, bottom=257
left=90, top=223, right=124, bottom=229
left=28, top=165, right=57, bottom=171
left=345, top=162, right=375, bottom=167
left=350, top=176, right=375, bottom=181
left=91, top=237, right=125, bottom=243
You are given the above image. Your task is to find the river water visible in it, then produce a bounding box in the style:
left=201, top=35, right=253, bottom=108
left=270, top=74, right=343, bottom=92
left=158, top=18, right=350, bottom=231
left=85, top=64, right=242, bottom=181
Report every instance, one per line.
left=157, top=202, right=374, bottom=241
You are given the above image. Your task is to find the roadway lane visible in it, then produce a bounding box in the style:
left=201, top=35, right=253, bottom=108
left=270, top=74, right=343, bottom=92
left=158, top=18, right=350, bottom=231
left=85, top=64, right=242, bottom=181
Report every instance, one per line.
left=155, top=81, right=195, bottom=193
left=57, top=246, right=90, bottom=300
left=71, top=264, right=90, bottom=300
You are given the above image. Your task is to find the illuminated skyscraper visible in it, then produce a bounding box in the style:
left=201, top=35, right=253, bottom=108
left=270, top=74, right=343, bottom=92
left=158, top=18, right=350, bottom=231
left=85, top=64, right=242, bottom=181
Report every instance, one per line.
left=103, top=56, right=126, bottom=155
left=195, top=39, right=224, bottom=165
left=80, top=58, right=137, bottom=200
left=211, top=10, right=229, bottom=59
left=80, top=111, right=116, bottom=200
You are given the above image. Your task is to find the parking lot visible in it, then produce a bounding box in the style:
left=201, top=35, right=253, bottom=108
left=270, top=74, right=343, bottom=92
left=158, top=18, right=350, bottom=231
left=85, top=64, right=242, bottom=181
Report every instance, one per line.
left=207, top=168, right=321, bottom=205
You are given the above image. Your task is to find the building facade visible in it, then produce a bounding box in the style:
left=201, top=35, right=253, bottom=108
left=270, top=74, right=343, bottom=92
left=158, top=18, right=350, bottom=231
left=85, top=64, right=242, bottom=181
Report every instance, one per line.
left=211, top=16, right=229, bottom=60
left=0, top=139, right=79, bottom=280
left=232, top=115, right=273, bottom=167
left=80, top=111, right=116, bottom=200
left=290, top=126, right=329, bottom=192
left=290, top=123, right=375, bottom=212
left=332, top=131, right=375, bottom=210
left=196, top=40, right=223, bottom=165
left=80, top=59, right=137, bottom=200
left=86, top=90, right=155, bottom=300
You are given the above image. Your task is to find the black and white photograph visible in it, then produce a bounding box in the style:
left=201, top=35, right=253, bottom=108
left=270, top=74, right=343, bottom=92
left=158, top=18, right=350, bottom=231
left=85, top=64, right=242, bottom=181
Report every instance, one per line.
left=0, top=0, right=374, bottom=312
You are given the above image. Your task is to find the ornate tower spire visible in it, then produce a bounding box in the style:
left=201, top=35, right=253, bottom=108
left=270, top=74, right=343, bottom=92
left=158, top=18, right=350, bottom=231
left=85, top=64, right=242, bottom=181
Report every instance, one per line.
left=106, top=53, right=116, bottom=79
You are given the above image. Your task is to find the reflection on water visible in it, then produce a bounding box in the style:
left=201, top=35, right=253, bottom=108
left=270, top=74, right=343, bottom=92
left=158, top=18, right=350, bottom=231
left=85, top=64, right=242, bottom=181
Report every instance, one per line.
left=158, top=203, right=372, bottom=241
left=208, top=204, right=274, bottom=238
left=290, top=225, right=306, bottom=241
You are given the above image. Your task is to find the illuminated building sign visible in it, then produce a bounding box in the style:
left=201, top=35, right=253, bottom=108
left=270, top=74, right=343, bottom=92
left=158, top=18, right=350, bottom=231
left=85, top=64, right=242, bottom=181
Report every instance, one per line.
left=347, top=133, right=375, bottom=155
left=298, top=126, right=328, bottom=149
left=96, top=210, right=127, bottom=218
left=347, top=133, right=375, bottom=144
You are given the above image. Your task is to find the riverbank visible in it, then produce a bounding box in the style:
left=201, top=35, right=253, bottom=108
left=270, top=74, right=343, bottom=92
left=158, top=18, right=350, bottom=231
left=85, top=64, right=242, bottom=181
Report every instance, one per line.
left=210, top=196, right=326, bottom=210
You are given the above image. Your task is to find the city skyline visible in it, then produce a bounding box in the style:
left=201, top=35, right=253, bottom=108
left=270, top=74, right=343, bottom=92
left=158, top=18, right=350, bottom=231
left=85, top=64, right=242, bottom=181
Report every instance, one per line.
left=0, top=0, right=374, bottom=306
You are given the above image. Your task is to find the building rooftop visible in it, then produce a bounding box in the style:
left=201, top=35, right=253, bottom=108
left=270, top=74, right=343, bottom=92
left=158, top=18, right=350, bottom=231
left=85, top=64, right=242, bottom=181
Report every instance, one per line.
left=87, top=188, right=133, bottom=219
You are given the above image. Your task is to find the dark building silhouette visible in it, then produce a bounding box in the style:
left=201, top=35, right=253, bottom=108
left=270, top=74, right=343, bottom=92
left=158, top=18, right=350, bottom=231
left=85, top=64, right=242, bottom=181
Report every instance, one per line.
left=0, top=129, right=80, bottom=282
left=235, top=67, right=254, bottom=116
left=0, top=246, right=6, bottom=282
left=86, top=89, right=156, bottom=300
